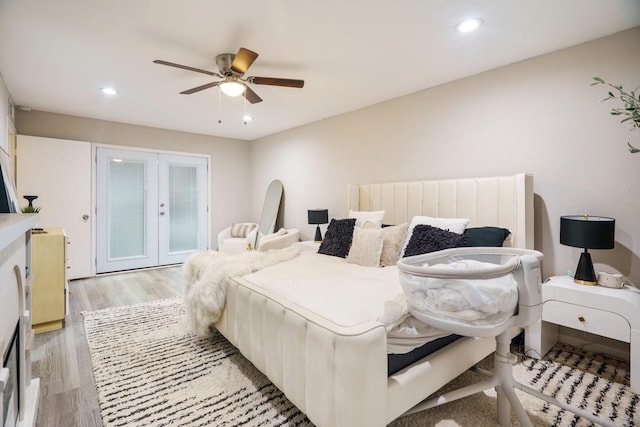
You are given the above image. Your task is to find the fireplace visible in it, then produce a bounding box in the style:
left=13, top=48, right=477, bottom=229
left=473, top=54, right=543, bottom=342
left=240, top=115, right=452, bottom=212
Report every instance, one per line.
left=2, top=322, right=19, bottom=427
left=1, top=214, right=40, bottom=427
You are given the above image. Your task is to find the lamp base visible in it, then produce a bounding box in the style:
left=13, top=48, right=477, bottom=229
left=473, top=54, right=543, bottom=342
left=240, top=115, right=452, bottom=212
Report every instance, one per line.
left=314, top=225, right=323, bottom=242
left=574, top=251, right=597, bottom=286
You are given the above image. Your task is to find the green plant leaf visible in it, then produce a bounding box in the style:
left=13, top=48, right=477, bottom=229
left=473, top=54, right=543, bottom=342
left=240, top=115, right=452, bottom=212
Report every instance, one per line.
left=593, top=77, right=640, bottom=154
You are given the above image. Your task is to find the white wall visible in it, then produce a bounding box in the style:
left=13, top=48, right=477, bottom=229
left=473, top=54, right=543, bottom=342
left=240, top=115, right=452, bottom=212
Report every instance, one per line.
left=16, top=111, right=252, bottom=247
left=0, top=72, right=12, bottom=153
left=251, top=27, right=640, bottom=283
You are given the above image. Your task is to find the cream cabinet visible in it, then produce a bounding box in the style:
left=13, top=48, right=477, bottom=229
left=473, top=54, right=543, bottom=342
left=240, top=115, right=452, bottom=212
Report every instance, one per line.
left=528, top=275, right=640, bottom=394
left=31, top=227, right=67, bottom=333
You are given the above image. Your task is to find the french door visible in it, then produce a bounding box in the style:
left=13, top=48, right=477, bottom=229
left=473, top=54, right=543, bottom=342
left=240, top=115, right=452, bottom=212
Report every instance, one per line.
left=96, top=148, right=208, bottom=273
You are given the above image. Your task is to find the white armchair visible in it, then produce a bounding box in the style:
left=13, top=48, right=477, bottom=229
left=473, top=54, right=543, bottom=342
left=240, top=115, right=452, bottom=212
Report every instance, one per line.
left=217, top=222, right=259, bottom=254
left=218, top=179, right=299, bottom=254
left=218, top=225, right=300, bottom=254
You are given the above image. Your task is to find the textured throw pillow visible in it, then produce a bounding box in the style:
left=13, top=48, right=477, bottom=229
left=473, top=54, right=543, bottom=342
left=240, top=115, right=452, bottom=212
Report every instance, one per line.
left=348, top=210, right=385, bottom=227
left=346, top=226, right=385, bottom=267
left=318, top=218, right=357, bottom=258
left=401, top=216, right=470, bottom=257
left=403, top=224, right=467, bottom=258
left=463, top=226, right=511, bottom=247
left=380, top=223, right=409, bottom=267
left=230, top=223, right=257, bottom=238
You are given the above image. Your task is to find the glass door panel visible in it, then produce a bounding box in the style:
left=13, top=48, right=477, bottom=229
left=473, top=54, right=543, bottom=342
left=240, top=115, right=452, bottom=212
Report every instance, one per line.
left=158, top=154, right=208, bottom=265
left=96, top=148, right=159, bottom=273
left=108, top=160, right=146, bottom=258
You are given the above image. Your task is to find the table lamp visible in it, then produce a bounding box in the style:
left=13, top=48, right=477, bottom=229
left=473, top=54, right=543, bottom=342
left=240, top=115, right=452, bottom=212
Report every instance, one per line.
left=307, top=209, right=328, bottom=242
left=560, top=214, right=615, bottom=285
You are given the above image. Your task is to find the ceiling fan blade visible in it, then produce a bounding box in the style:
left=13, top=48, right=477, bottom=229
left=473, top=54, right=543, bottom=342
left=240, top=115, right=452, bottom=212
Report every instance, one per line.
left=231, top=48, right=259, bottom=74
left=153, top=59, right=218, bottom=76
left=243, top=86, right=263, bottom=104
left=180, top=81, right=220, bottom=94
left=251, top=77, right=304, bottom=88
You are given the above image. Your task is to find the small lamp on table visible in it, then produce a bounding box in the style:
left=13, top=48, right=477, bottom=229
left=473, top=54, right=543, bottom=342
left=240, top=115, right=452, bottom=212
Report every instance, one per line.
left=560, top=214, right=615, bottom=285
left=307, top=209, right=328, bottom=242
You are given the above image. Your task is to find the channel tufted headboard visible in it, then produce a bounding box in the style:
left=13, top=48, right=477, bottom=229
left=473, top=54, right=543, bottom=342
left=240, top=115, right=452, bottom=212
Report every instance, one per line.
left=347, top=173, right=534, bottom=249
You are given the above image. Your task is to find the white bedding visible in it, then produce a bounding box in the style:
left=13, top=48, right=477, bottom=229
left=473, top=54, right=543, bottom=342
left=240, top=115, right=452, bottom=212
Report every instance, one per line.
left=241, top=248, right=450, bottom=353
left=185, top=246, right=491, bottom=355
left=401, top=259, right=518, bottom=326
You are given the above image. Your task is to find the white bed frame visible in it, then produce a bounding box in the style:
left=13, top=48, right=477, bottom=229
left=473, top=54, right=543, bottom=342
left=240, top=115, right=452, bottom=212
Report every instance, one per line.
left=215, top=173, right=534, bottom=427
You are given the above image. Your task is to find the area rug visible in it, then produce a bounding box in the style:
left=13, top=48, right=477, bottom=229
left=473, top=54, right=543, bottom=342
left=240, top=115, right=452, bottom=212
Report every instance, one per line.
left=83, top=297, right=639, bottom=426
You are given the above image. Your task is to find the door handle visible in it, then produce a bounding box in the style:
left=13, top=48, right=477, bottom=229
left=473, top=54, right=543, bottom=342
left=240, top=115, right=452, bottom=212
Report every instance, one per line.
left=160, top=211, right=165, bottom=216
left=82, top=214, right=89, bottom=221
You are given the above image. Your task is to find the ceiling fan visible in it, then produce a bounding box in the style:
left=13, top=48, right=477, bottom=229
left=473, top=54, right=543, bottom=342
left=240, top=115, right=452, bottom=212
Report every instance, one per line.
left=153, top=47, right=304, bottom=104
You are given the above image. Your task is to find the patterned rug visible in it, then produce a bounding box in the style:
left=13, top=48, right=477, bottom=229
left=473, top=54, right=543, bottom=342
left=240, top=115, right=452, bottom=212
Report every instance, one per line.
left=83, top=297, right=639, bottom=426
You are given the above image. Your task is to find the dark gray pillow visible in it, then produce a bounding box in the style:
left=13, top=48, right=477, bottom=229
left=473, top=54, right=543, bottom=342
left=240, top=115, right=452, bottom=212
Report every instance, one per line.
left=403, top=224, right=466, bottom=257
left=318, top=218, right=357, bottom=258
left=463, top=226, right=511, bottom=247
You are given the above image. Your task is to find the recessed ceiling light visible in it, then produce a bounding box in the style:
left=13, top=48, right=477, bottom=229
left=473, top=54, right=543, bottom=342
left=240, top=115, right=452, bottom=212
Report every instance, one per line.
left=456, top=18, right=482, bottom=33
left=100, top=87, right=118, bottom=95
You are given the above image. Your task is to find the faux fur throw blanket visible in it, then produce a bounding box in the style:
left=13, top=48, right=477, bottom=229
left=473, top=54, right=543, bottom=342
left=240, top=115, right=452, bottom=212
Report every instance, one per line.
left=184, top=246, right=301, bottom=336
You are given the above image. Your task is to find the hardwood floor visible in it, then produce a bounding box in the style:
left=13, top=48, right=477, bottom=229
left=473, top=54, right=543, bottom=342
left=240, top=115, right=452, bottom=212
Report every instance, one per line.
left=31, top=265, right=185, bottom=427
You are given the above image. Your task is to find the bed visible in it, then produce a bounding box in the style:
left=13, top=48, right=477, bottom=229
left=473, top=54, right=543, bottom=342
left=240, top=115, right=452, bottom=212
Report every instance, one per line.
left=188, top=173, right=534, bottom=427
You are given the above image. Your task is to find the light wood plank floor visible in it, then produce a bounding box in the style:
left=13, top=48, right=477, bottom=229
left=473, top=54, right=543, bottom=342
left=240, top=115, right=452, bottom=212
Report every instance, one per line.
left=31, top=265, right=184, bottom=427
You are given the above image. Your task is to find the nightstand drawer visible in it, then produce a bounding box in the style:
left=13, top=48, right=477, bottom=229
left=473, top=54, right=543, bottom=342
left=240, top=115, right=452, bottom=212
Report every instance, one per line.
left=543, top=300, right=630, bottom=343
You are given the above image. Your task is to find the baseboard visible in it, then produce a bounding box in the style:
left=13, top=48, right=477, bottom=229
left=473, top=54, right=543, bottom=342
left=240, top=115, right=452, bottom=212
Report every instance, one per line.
left=17, top=378, right=39, bottom=427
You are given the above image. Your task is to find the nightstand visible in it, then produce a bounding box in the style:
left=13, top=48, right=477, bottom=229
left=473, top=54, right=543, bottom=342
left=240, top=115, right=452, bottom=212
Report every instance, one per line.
left=527, top=275, right=640, bottom=393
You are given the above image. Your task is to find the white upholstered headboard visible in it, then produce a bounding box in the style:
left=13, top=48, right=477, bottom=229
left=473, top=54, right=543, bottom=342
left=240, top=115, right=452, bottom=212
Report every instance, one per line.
left=347, top=173, right=534, bottom=249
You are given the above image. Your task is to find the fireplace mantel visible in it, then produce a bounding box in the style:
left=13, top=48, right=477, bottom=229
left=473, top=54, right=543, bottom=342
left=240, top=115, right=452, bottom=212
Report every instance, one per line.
left=1, top=214, right=40, bottom=427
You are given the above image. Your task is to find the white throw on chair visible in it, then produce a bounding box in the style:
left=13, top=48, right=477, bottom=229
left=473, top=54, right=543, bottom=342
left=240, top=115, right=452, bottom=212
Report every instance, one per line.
left=217, top=224, right=300, bottom=254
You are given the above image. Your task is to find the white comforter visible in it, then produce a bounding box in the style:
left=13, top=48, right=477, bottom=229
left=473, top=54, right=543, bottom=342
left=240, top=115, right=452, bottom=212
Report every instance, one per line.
left=185, top=246, right=451, bottom=353
left=241, top=249, right=451, bottom=353
left=242, top=249, right=407, bottom=328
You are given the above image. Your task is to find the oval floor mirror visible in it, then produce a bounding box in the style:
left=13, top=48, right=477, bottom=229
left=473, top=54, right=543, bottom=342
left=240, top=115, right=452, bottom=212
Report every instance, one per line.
left=255, top=179, right=283, bottom=249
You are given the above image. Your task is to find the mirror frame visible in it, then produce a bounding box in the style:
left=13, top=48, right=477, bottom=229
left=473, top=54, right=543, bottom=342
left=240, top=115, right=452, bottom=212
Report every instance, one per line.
left=255, top=179, right=283, bottom=248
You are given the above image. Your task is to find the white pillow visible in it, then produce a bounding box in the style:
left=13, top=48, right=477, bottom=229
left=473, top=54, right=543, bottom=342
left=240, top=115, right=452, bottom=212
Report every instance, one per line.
left=346, top=226, right=384, bottom=267
left=400, top=216, right=470, bottom=257
left=380, top=223, right=409, bottom=267
left=230, top=223, right=257, bottom=238
left=348, top=210, right=385, bottom=227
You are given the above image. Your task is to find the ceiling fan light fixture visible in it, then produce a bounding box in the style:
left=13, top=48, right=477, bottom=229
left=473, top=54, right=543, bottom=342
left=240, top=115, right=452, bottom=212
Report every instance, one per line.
left=456, top=18, right=482, bottom=33
left=219, top=80, right=246, bottom=97
left=100, top=87, right=118, bottom=95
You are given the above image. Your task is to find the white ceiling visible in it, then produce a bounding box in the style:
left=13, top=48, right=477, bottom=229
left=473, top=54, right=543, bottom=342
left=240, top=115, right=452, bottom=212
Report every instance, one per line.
left=1, top=0, right=639, bottom=141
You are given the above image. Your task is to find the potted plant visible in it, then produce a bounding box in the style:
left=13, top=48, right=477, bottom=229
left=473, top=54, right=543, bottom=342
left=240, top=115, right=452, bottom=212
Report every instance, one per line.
left=591, top=76, right=640, bottom=153
left=20, top=205, right=41, bottom=213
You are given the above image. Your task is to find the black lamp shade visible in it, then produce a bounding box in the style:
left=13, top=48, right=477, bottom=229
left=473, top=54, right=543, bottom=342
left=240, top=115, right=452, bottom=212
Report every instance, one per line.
left=560, top=215, right=615, bottom=249
left=560, top=215, right=615, bottom=285
left=308, top=209, right=329, bottom=225
left=308, top=209, right=328, bottom=242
